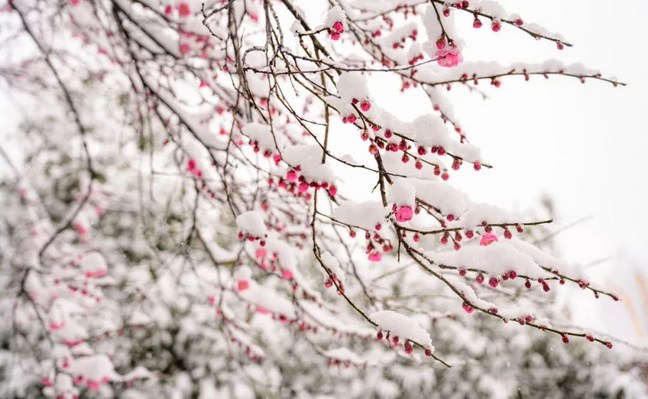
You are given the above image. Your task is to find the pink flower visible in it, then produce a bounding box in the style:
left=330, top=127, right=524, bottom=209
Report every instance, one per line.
left=179, top=42, right=191, bottom=55
left=286, top=170, right=297, bottom=182
left=436, top=46, right=463, bottom=68
left=480, top=232, right=498, bottom=246
left=255, top=247, right=267, bottom=259
left=237, top=280, right=250, bottom=291
left=177, top=2, right=191, bottom=17
left=74, top=222, right=88, bottom=237
left=85, top=268, right=107, bottom=278
left=368, top=252, right=382, bottom=262
left=395, top=205, right=413, bottom=222
left=281, top=269, right=293, bottom=280
left=48, top=320, right=65, bottom=331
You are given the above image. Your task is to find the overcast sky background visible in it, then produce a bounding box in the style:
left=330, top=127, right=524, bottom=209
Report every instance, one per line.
left=1, top=0, right=646, bottom=344
left=355, top=0, right=648, bottom=344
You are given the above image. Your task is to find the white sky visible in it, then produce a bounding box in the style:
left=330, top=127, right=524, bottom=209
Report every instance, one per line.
left=342, top=0, right=648, bottom=344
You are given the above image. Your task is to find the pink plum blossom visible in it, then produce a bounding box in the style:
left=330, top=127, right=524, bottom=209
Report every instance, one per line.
left=395, top=206, right=413, bottom=222
left=480, top=232, right=499, bottom=246
left=436, top=46, right=463, bottom=68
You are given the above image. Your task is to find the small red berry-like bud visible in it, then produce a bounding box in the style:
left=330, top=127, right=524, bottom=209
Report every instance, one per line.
left=436, top=36, right=446, bottom=49
left=437, top=147, right=446, bottom=156
left=441, top=171, right=449, bottom=181
left=454, top=242, right=461, bottom=251
left=488, top=277, right=499, bottom=288
left=331, top=32, right=340, bottom=41
left=514, top=18, right=523, bottom=26
left=392, top=336, right=400, bottom=345
left=377, top=330, right=383, bottom=340
left=504, top=229, right=512, bottom=239
left=516, top=223, right=524, bottom=233
left=417, top=146, right=427, bottom=156
left=491, top=20, right=501, bottom=32
left=586, top=335, right=595, bottom=342
left=369, top=144, right=378, bottom=155
left=404, top=340, right=413, bottom=354
left=458, top=267, right=467, bottom=276
left=508, top=270, right=517, bottom=280
left=360, top=100, right=371, bottom=112
left=401, top=153, right=410, bottom=163
left=465, top=230, right=474, bottom=239
left=562, top=334, right=570, bottom=344
left=415, top=160, right=423, bottom=170
left=462, top=302, right=474, bottom=314
left=557, top=41, right=564, bottom=50
left=605, top=341, right=613, bottom=349
left=473, top=161, right=481, bottom=170
left=473, top=17, right=482, bottom=29
left=328, top=185, right=337, bottom=196
left=476, top=273, right=484, bottom=284
left=462, top=1, right=470, bottom=8
left=447, top=214, right=455, bottom=222
left=424, top=347, right=433, bottom=356
left=440, top=232, right=449, bottom=245
left=542, top=283, right=551, bottom=292
left=332, top=21, right=344, bottom=32
left=524, top=280, right=532, bottom=289
left=443, top=7, right=450, bottom=17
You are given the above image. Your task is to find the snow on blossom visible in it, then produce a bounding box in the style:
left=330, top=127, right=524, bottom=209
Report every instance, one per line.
left=81, top=252, right=108, bottom=278
left=236, top=279, right=296, bottom=319
left=241, top=122, right=282, bottom=154
left=409, top=179, right=468, bottom=218
left=321, top=251, right=345, bottom=285
left=236, top=211, right=267, bottom=238
left=67, top=354, right=119, bottom=390
left=324, top=6, right=346, bottom=41
left=371, top=310, right=433, bottom=349
left=388, top=180, right=416, bottom=206
left=429, top=241, right=552, bottom=280
left=283, top=144, right=335, bottom=184
left=323, top=347, right=364, bottom=364
left=332, top=201, right=387, bottom=231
